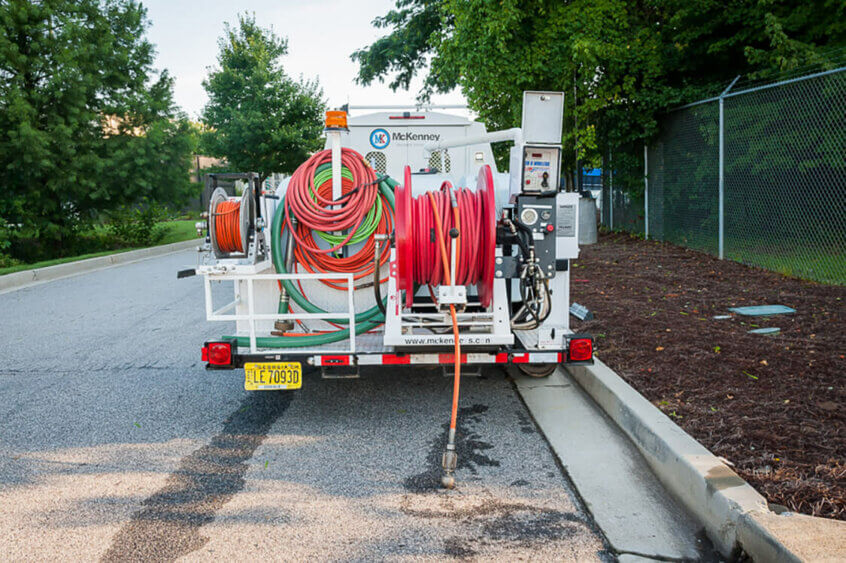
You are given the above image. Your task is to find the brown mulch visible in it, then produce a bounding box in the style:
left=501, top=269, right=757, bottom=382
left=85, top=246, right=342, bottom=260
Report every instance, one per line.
left=571, top=232, right=845, bottom=520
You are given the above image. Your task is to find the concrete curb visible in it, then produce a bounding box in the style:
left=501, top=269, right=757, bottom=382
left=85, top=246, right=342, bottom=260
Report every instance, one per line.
left=567, top=358, right=846, bottom=561
left=0, top=239, right=200, bottom=294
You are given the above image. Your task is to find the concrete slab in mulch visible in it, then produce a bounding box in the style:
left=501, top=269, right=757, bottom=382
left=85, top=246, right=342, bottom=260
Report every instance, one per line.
left=748, top=327, right=781, bottom=335
left=729, top=305, right=795, bottom=316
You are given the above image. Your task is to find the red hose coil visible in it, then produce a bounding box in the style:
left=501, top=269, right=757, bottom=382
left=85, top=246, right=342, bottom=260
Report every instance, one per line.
left=283, top=148, right=393, bottom=290
left=395, top=165, right=496, bottom=308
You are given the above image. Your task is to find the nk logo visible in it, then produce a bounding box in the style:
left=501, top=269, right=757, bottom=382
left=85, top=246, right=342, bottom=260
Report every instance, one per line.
left=370, top=128, right=390, bottom=149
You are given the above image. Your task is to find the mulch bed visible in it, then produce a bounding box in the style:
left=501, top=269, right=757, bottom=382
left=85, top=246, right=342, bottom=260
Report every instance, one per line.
left=570, top=232, right=844, bottom=520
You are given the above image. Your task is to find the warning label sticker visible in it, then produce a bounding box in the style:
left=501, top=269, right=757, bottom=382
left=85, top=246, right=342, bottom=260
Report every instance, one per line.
left=557, top=204, right=576, bottom=237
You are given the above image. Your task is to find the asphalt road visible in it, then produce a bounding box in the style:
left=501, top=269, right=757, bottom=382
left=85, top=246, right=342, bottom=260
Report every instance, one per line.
left=0, top=250, right=610, bottom=561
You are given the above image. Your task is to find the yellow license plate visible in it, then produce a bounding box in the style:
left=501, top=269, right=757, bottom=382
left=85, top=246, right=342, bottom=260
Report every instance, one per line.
left=244, top=362, right=302, bottom=390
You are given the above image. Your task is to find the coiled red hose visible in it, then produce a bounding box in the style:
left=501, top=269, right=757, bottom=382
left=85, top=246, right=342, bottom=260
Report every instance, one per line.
left=396, top=165, right=497, bottom=308
left=283, top=148, right=393, bottom=290
left=412, top=183, right=483, bottom=287
left=284, top=148, right=379, bottom=254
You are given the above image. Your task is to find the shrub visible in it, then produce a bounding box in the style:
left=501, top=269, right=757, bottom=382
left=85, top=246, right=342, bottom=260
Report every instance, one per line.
left=106, top=203, right=170, bottom=247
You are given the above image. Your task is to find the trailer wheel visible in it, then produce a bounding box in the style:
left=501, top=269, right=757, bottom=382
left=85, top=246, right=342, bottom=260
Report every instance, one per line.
left=517, top=364, right=557, bottom=378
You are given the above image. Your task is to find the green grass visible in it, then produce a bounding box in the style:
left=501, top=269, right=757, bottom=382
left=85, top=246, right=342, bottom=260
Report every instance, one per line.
left=159, top=219, right=201, bottom=245
left=0, top=220, right=201, bottom=276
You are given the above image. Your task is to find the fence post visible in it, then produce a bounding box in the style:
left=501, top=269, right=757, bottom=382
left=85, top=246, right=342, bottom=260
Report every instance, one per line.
left=718, top=76, right=740, bottom=259
left=644, top=144, right=649, bottom=239
left=609, top=150, right=613, bottom=230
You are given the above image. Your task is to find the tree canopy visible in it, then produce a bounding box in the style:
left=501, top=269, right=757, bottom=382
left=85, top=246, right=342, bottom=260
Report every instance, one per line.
left=0, top=0, right=196, bottom=257
left=353, top=0, right=845, bottom=175
left=202, top=14, right=326, bottom=180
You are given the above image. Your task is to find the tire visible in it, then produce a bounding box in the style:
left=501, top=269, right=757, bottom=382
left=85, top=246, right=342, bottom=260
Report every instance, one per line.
left=517, top=363, right=557, bottom=378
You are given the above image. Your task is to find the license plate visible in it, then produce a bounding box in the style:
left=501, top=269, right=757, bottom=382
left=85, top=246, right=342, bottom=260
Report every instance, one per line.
left=244, top=362, right=302, bottom=390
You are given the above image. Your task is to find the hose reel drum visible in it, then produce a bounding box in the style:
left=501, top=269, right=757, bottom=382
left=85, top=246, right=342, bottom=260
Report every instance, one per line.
left=208, top=187, right=257, bottom=259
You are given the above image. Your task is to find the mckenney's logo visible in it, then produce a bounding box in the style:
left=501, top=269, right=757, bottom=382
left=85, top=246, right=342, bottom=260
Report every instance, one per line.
left=369, top=129, right=441, bottom=149
left=370, top=129, right=390, bottom=149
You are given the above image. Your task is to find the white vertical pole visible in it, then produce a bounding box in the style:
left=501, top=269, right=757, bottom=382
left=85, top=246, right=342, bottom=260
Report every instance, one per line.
left=329, top=131, right=342, bottom=204
left=247, top=278, right=256, bottom=353
left=644, top=144, right=649, bottom=239
left=346, top=273, right=356, bottom=355
left=718, top=76, right=739, bottom=260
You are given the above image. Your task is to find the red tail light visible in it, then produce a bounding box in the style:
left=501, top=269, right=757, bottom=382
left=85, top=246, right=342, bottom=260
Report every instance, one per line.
left=204, top=342, right=232, bottom=366
left=568, top=338, right=593, bottom=362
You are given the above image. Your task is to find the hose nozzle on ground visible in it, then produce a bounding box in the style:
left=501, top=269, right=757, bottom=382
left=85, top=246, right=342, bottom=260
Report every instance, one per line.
left=441, top=439, right=458, bottom=489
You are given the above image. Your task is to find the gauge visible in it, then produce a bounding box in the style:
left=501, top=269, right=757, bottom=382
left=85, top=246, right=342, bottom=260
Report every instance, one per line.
left=540, top=210, right=552, bottom=220
left=520, top=207, right=539, bottom=225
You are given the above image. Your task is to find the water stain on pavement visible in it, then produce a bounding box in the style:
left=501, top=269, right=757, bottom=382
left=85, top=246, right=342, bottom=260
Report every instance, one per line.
left=401, top=497, right=587, bottom=557
left=403, top=404, right=500, bottom=493
left=102, top=391, right=293, bottom=562
left=514, top=410, right=537, bottom=435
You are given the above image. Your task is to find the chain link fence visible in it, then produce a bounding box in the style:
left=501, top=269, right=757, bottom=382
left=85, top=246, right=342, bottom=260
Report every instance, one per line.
left=602, top=67, right=846, bottom=285
left=601, top=145, right=645, bottom=234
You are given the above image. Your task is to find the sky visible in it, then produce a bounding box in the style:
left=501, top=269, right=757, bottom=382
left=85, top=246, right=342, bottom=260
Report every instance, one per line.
left=142, top=0, right=466, bottom=119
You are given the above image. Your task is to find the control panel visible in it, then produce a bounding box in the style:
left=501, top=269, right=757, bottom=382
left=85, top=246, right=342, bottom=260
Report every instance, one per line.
left=516, top=194, right=557, bottom=278
left=521, top=145, right=561, bottom=194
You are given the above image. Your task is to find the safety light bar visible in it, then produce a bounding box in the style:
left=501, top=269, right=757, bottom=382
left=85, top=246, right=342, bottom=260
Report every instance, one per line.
left=325, top=110, right=348, bottom=129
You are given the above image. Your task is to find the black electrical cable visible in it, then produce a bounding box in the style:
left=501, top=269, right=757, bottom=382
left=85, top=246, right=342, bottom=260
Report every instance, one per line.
left=374, top=239, right=386, bottom=315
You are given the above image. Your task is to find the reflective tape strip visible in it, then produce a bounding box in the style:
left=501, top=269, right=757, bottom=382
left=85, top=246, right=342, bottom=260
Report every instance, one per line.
left=438, top=353, right=468, bottom=364
left=512, top=353, right=530, bottom=364
left=318, top=355, right=351, bottom=366
left=313, top=351, right=559, bottom=367
left=355, top=355, right=385, bottom=365
left=511, top=352, right=560, bottom=364
left=532, top=352, right=561, bottom=363
left=382, top=354, right=411, bottom=365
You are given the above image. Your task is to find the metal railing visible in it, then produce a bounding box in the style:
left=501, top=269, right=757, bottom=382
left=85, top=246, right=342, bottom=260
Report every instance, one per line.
left=203, top=271, right=356, bottom=354
left=602, top=67, right=846, bottom=284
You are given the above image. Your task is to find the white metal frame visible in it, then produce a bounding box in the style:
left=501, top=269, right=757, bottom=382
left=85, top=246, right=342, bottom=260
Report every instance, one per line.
left=203, top=271, right=356, bottom=354
left=382, top=248, right=514, bottom=347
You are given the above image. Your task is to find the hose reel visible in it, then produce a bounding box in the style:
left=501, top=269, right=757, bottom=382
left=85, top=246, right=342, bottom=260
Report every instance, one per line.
left=395, top=165, right=497, bottom=308
left=209, top=187, right=256, bottom=259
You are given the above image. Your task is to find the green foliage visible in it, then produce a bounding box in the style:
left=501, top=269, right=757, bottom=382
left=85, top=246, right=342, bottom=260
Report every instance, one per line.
left=353, top=0, right=845, bottom=176
left=351, top=0, right=445, bottom=91
left=105, top=202, right=170, bottom=248
left=0, top=0, right=196, bottom=259
left=202, top=14, right=326, bottom=180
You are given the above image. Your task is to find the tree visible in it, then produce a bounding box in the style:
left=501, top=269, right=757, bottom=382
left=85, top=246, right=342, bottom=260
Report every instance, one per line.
left=352, top=0, right=845, bottom=178
left=0, top=0, right=196, bottom=258
left=202, top=14, right=326, bottom=180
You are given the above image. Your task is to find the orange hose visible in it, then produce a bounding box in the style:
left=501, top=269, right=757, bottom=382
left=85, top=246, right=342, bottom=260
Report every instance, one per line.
left=214, top=200, right=243, bottom=253
left=427, top=192, right=461, bottom=434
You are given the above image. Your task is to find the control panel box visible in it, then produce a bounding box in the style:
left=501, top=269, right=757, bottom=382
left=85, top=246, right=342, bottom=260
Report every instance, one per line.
left=521, top=145, right=560, bottom=194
